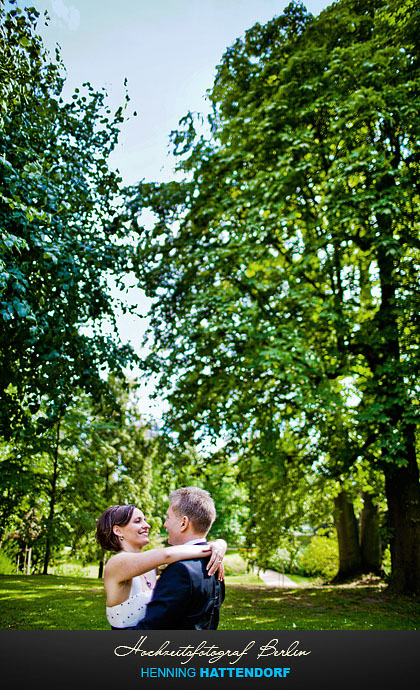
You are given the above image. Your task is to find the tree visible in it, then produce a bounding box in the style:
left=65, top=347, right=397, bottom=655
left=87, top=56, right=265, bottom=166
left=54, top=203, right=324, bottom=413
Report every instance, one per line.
left=359, top=490, right=382, bottom=574
left=239, top=434, right=335, bottom=568
left=63, top=380, right=159, bottom=578
left=0, top=1, right=138, bottom=440
left=153, top=438, right=249, bottom=545
left=0, top=382, right=159, bottom=575
left=128, top=0, right=420, bottom=593
left=333, top=491, right=362, bottom=579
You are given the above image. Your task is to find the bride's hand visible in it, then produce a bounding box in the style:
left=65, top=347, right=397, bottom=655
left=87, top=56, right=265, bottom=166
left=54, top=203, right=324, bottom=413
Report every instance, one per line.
left=206, top=539, right=227, bottom=579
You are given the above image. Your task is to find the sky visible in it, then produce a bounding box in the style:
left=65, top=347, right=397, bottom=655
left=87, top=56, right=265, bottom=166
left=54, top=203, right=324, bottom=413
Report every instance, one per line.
left=27, top=0, right=332, bottom=421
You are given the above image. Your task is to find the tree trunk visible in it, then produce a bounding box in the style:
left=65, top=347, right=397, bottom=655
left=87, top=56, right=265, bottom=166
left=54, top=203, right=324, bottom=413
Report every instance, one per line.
left=374, top=228, right=420, bottom=594
left=26, top=546, right=32, bottom=575
left=383, top=425, right=420, bottom=595
left=333, top=490, right=362, bottom=581
left=98, top=550, right=108, bottom=579
left=359, top=491, right=381, bottom=574
left=42, top=420, right=61, bottom=575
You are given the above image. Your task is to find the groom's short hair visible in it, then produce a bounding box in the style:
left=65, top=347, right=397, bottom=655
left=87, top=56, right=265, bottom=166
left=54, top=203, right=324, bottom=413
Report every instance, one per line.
left=169, top=486, right=216, bottom=534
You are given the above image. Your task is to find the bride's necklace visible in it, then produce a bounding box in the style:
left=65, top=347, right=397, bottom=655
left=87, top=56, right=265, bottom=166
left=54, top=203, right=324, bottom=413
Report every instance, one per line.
left=143, top=574, right=152, bottom=589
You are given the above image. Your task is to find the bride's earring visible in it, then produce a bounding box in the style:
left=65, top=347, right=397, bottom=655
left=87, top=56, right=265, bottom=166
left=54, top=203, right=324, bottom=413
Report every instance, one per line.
left=119, top=536, right=124, bottom=541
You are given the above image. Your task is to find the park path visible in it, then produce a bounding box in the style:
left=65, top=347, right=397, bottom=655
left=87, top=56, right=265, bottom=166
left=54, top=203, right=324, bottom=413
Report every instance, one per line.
left=254, top=567, right=301, bottom=588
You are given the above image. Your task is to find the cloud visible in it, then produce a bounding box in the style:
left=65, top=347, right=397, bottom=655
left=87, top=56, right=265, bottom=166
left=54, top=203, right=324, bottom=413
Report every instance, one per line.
left=51, top=0, right=80, bottom=31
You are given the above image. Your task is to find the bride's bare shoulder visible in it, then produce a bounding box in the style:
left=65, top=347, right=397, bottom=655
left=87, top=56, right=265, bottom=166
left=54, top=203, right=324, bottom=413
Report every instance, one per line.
left=104, top=551, right=125, bottom=575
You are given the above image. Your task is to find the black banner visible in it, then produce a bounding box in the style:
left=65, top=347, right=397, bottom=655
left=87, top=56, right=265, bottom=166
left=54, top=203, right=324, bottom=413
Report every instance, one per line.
left=1, top=630, right=419, bottom=689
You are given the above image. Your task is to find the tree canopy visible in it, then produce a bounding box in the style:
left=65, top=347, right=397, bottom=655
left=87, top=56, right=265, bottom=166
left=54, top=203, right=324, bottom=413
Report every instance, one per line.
left=128, top=0, right=420, bottom=593
left=0, top=1, right=138, bottom=439
left=0, top=1, right=158, bottom=573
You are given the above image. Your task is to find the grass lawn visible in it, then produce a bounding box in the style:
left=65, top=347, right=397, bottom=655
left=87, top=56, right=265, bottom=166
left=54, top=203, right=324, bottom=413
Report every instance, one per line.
left=218, top=577, right=420, bottom=630
left=1, top=573, right=419, bottom=630
left=0, top=574, right=107, bottom=630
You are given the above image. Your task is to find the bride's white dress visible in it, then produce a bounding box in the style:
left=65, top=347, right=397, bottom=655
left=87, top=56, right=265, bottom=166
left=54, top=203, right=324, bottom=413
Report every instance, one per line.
left=106, top=575, right=153, bottom=628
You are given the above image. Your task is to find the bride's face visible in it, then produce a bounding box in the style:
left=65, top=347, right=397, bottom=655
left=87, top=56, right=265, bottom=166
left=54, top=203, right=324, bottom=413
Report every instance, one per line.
left=116, top=508, right=150, bottom=551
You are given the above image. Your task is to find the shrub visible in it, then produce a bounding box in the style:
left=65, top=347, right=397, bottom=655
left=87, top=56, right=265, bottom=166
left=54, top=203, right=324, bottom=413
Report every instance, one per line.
left=0, top=552, right=14, bottom=575
left=49, top=561, right=97, bottom=578
left=266, top=542, right=312, bottom=574
left=298, top=535, right=338, bottom=580
left=266, top=548, right=293, bottom=573
left=50, top=564, right=88, bottom=577
left=381, top=546, right=391, bottom=578
left=223, top=552, right=249, bottom=576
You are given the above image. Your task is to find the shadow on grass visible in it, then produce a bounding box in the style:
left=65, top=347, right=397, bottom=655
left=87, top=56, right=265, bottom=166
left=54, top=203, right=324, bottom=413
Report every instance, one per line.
left=219, top=578, right=420, bottom=630
left=0, top=575, right=107, bottom=630
left=1, top=574, right=419, bottom=630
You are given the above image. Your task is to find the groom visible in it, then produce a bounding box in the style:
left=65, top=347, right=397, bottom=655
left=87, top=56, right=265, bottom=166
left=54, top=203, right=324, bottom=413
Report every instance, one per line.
left=135, top=486, right=225, bottom=629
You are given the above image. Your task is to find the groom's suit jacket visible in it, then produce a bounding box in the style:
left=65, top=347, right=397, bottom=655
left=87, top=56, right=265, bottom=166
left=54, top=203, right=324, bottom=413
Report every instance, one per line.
left=135, top=546, right=225, bottom=630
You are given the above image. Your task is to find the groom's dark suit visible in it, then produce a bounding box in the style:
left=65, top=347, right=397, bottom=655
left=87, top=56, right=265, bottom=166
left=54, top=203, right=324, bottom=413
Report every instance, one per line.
left=135, top=547, right=225, bottom=630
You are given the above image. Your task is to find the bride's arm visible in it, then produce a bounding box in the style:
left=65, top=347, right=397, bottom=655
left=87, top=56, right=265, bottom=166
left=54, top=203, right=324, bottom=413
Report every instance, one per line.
left=206, top=538, right=227, bottom=578
left=104, top=544, right=212, bottom=584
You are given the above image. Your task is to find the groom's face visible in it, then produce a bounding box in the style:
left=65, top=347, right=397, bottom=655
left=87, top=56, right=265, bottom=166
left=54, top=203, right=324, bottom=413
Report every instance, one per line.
left=164, top=503, right=184, bottom=545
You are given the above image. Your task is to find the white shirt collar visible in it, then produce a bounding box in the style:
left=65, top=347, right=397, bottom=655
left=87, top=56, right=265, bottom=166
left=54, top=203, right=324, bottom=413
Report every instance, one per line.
left=184, top=537, right=207, bottom=545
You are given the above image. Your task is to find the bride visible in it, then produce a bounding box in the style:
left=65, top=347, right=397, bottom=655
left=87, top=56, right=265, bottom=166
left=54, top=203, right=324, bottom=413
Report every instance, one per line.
left=95, top=504, right=226, bottom=629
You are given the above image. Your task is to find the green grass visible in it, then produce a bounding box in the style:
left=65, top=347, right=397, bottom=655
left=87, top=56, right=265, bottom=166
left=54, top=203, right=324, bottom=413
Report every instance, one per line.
left=285, top=573, right=320, bottom=586
left=224, top=573, right=263, bottom=586
left=219, top=577, right=420, bottom=630
left=0, top=573, right=419, bottom=630
left=0, top=575, right=107, bottom=630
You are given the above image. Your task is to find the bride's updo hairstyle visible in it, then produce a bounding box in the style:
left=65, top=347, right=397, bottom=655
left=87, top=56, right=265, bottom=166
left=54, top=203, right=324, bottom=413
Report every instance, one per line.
left=95, top=504, right=137, bottom=552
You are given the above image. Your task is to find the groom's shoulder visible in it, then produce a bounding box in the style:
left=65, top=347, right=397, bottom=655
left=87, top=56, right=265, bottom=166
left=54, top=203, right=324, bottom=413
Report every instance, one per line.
left=163, top=555, right=209, bottom=578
